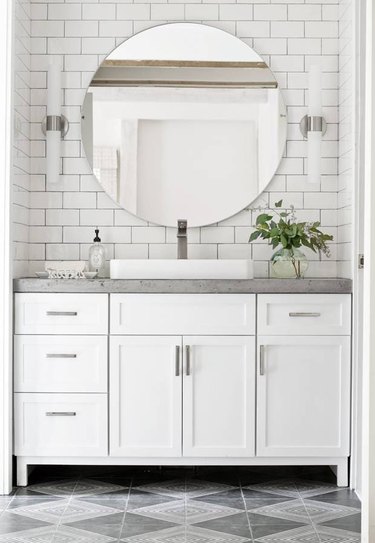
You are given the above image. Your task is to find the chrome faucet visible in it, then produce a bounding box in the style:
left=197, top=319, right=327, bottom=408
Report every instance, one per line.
left=177, top=220, right=187, bottom=259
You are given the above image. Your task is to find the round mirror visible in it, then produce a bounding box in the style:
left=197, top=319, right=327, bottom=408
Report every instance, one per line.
left=82, top=23, right=287, bottom=228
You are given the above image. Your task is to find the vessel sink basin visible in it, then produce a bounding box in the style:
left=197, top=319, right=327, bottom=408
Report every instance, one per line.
left=110, top=259, right=254, bottom=279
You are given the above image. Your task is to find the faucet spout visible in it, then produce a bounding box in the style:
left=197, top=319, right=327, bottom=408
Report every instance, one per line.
left=177, top=219, right=187, bottom=259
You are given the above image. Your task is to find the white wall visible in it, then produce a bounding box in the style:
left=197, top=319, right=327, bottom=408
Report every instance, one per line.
left=13, top=0, right=31, bottom=277
left=27, top=1, right=344, bottom=278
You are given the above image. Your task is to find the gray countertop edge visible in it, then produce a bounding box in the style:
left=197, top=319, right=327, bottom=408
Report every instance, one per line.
left=13, top=278, right=352, bottom=294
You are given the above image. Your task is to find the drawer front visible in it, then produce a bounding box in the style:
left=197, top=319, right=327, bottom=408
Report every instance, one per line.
left=14, top=393, right=108, bottom=456
left=110, top=294, right=256, bottom=335
left=15, top=293, right=108, bottom=335
left=14, top=336, right=108, bottom=393
left=258, top=294, right=351, bottom=336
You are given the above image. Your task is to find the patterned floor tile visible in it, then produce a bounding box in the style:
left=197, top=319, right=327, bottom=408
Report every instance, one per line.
left=245, top=481, right=300, bottom=498
left=317, top=513, right=361, bottom=533
left=250, top=519, right=307, bottom=540
left=194, top=489, right=246, bottom=510
left=294, top=480, right=341, bottom=499
left=250, top=499, right=311, bottom=524
left=65, top=512, right=125, bottom=538
left=0, top=525, right=118, bottom=543
left=0, top=511, right=52, bottom=535
left=28, top=479, right=126, bottom=498
left=130, top=499, right=242, bottom=524
left=308, top=490, right=361, bottom=509
left=120, top=512, right=178, bottom=538
left=120, top=525, right=251, bottom=542
left=254, top=525, right=320, bottom=542
left=135, top=479, right=236, bottom=499
left=193, top=512, right=252, bottom=538
left=303, top=500, right=359, bottom=524
left=127, top=491, right=177, bottom=511
left=315, top=525, right=361, bottom=542
left=10, top=498, right=120, bottom=524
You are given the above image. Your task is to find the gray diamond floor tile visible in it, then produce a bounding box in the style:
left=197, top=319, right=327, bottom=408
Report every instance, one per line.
left=254, top=525, right=320, bottom=542
left=245, top=481, right=300, bottom=498
left=193, top=512, right=252, bottom=538
left=294, top=481, right=341, bottom=499
left=135, top=480, right=236, bottom=499
left=119, top=512, right=178, bottom=538
left=317, top=513, right=361, bottom=533
left=26, top=481, right=78, bottom=497
left=0, top=511, right=53, bottom=534
left=302, top=500, right=359, bottom=524
left=127, top=491, right=182, bottom=511
left=314, top=525, right=361, bottom=542
left=9, top=498, right=69, bottom=523
left=251, top=520, right=308, bottom=540
left=194, top=489, right=246, bottom=510
left=251, top=499, right=311, bottom=524
left=307, top=491, right=361, bottom=510
left=65, top=512, right=125, bottom=538
left=120, top=525, right=251, bottom=542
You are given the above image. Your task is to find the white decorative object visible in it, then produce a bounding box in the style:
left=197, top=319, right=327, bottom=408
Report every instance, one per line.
left=45, top=261, right=86, bottom=279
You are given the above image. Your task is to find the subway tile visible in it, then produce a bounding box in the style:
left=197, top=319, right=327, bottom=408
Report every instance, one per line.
left=115, top=244, right=149, bottom=259
left=132, top=226, right=166, bottom=243
left=306, top=21, right=339, bottom=38
left=63, top=191, right=96, bottom=208
left=30, top=226, right=62, bottom=243
left=99, top=21, right=133, bottom=37
left=82, top=3, right=115, bottom=20
left=81, top=37, right=115, bottom=54
left=220, top=4, right=252, bottom=20
left=117, top=4, right=151, bottom=19
left=46, top=243, right=80, bottom=261
left=151, top=4, right=185, bottom=19
left=80, top=209, right=114, bottom=226
left=200, top=226, right=234, bottom=244
left=65, top=21, right=99, bottom=37
left=254, top=4, right=287, bottom=20
left=48, top=3, right=82, bottom=20
left=185, top=4, right=219, bottom=20
left=288, top=4, right=322, bottom=21
left=46, top=209, right=79, bottom=225
left=271, top=21, right=304, bottom=38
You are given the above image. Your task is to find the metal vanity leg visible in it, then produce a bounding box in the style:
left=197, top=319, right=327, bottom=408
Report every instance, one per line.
left=17, top=458, right=28, bottom=487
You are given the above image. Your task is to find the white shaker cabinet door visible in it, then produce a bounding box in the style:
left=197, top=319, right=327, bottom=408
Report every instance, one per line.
left=110, top=336, right=182, bottom=457
left=257, top=336, right=351, bottom=457
left=183, top=336, right=256, bottom=457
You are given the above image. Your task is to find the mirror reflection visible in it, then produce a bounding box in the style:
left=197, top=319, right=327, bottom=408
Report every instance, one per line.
left=82, top=23, right=287, bottom=228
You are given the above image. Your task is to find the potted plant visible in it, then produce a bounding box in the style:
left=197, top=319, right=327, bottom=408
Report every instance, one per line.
left=249, top=200, right=333, bottom=279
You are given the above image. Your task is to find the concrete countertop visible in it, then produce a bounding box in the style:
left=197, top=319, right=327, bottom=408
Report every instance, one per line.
left=13, top=278, right=352, bottom=294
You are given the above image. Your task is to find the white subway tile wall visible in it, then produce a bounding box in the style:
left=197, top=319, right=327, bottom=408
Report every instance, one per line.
left=337, top=0, right=354, bottom=278
left=13, top=0, right=31, bottom=277
left=14, top=0, right=354, bottom=278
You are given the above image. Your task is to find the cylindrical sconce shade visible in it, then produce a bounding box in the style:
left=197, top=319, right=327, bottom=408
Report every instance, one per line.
left=46, top=60, right=62, bottom=184
left=307, top=64, right=322, bottom=184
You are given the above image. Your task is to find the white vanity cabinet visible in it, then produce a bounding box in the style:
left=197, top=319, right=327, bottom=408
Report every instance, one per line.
left=109, top=294, right=256, bottom=459
left=13, top=290, right=351, bottom=487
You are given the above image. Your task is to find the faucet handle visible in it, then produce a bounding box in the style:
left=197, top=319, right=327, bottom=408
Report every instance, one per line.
left=177, top=219, right=187, bottom=236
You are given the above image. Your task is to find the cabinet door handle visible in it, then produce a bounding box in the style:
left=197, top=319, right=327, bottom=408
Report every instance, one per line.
left=46, top=353, right=77, bottom=359
left=175, top=345, right=180, bottom=377
left=186, top=345, right=191, bottom=376
left=46, top=311, right=78, bottom=317
left=289, top=312, right=321, bottom=317
left=45, top=412, right=76, bottom=417
left=259, top=345, right=265, bottom=376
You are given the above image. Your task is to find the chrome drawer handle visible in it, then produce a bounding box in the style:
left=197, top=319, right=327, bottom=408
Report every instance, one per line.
left=46, top=354, right=77, bottom=359
left=289, top=312, right=321, bottom=318
left=46, top=412, right=76, bottom=417
left=175, top=345, right=180, bottom=377
left=259, top=345, right=265, bottom=376
left=46, top=311, right=78, bottom=316
left=186, top=345, right=191, bottom=376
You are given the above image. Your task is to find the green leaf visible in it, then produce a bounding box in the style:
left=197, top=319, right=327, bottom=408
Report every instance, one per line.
left=249, top=231, right=260, bottom=242
left=275, top=200, right=283, bottom=208
left=256, top=213, right=273, bottom=225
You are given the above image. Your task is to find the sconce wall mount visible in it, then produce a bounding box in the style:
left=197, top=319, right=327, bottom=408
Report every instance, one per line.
left=299, top=114, right=327, bottom=139
left=41, top=114, right=69, bottom=138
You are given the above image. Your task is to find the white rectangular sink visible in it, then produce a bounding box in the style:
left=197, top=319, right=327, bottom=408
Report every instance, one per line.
left=110, top=259, right=254, bottom=280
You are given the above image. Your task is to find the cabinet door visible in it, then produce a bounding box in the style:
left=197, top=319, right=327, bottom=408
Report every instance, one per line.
left=257, top=336, right=351, bottom=457
left=110, top=336, right=182, bottom=457
left=183, top=336, right=255, bottom=457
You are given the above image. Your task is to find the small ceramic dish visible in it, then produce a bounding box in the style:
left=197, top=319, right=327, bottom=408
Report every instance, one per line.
left=35, top=271, right=49, bottom=278
left=83, top=271, right=98, bottom=279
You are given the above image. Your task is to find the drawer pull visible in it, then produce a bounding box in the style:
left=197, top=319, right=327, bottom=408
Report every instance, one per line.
left=175, top=346, right=180, bottom=377
left=46, top=353, right=77, bottom=359
left=289, top=312, right=321, bottom=318
left=259, top=345, right=265, bottom=376
left=46, top=311, right=78, bottom=317
left=46, top=412, right=76, bottom=417
left=186, top=345, right=191, bottom=376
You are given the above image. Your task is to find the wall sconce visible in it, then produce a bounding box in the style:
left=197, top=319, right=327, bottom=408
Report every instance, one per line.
left=41, top=60, right=69, bottom=184
left=300, top=64, right=327, bottom=184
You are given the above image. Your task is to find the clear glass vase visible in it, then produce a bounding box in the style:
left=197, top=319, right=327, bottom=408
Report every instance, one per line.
left=271, top=247, right=308, bottom=279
